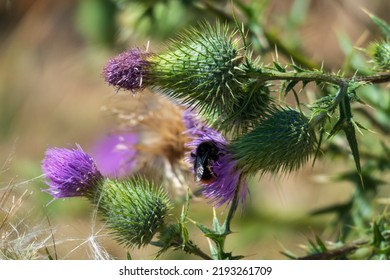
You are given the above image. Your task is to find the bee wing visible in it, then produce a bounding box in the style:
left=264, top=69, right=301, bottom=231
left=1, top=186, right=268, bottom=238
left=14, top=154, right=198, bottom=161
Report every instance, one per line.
left=194, top=153, right=208, bottom=182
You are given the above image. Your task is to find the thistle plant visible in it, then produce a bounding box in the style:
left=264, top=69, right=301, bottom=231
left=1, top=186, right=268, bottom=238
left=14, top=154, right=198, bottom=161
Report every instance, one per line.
left=38, top=2, right=390, bottom=260
left=42, top=145, right=172, bottom=249
left=230, top=107, right=316, bottom=175
left=103, top=23, right=272, bottom=132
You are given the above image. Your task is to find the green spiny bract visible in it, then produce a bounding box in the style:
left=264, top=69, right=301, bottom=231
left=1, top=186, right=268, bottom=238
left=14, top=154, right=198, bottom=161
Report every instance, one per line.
left=230, top=107, right=316, bottom=175
left=151, top=22, right=244, bottom=119
left=216, top=78, right=272, bottom=134
left=369, top=41, right=390, bottom=70
left=93, top=178, right=172, bottom=248
left=150, top=22, right=272, bottom=133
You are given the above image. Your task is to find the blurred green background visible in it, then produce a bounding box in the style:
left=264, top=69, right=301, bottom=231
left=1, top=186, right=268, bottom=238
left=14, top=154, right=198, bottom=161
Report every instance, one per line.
left=1, top=0, right=389, bottom=259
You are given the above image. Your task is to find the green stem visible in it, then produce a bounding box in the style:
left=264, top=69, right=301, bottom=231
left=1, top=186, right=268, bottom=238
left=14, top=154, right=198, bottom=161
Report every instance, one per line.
left=212, top=177, right=242, bottom=260
left=298, top=239, right=369, bottom=260
left=224, top=177, right=241, bottom=234
left=354, top=73, right=390, bottom=84
left=247, top=68, right=348, bottom=86
left=183, top=242, right=213, bottom=260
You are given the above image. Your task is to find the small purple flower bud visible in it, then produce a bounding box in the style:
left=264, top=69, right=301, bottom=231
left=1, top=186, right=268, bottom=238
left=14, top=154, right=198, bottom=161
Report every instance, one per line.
left=42, top=145, right=103, bottom=199
left=103, top=48, right=152, bottom=92
left=90, top=132, right=137, bottom=178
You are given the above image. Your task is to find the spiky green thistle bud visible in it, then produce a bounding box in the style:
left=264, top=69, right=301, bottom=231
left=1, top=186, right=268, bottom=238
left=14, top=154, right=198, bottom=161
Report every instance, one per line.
left=230, top=107, right=316, bottom=175
left=369, top=41, right=390, bottom=70
left=151, top=23, right=271, bottom=132
left=102, top=23, right=272, bottom=133
left=94, top=178, right=172, bottom=248
left=217, top=80, right=271, bottom=133
left=151, top=22, right=242, bottom=117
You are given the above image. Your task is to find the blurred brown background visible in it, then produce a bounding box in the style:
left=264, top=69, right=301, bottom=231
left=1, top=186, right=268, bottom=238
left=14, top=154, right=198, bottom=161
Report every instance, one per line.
left=0, top=0, right=389, bottom=259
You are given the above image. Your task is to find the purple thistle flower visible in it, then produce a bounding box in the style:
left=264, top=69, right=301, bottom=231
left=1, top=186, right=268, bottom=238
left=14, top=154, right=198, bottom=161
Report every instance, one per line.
left=183, top=108, right=199, bottom=132
left=42, top=145, right=103, bottom=199
left=90, top=132, right=138, bottom=178
left=202, top=152, right=249, bottom=207
left=103, top=48, right=152, bottom=92
left=185, top=109, right=248, bottom=207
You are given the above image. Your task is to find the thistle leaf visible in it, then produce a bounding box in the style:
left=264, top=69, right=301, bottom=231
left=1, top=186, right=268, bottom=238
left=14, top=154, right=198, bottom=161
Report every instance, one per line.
left=285, top=80, right=299, bottom=95
left=315, top=235, right=328, bottom=252
left=365, top=10, right=390, bottom=40
left=273, top=61, right=286, bottom=72
left=343, top=121, right=363, bottom=187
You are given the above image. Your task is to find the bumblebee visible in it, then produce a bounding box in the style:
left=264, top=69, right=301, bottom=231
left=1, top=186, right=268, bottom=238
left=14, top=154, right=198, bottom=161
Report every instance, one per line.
left=192, top=141, right=219, bottom=184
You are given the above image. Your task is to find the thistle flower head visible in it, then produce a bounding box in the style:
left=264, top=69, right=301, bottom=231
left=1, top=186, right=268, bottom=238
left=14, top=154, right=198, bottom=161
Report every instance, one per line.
left=217, top=81, right=272, bottom=133
left=150, top=23, right=272, bottom=134
left=230, top=107, right=316, bottom=175
left=103, top=48, right=152, bottom=92
left=102, top=24, right=272, bottom=134
left=95, top=178, right=172, bottom=248
left=42, top=145, right=103, bottom=199
left=186, top=111, right=248, bottom=207
left=152, top=23, right=243, bottom=119
left=90, top=132, right=137, bottom=178
left=369, top=41, right=390, bottom=70
left=201, top=151, right=249, bottom=207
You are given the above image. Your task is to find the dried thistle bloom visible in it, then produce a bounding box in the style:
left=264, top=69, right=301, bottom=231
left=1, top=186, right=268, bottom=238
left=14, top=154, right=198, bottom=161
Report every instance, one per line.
left=90, top=132, right=137, bottom=178
left=95, top=178, right=172, bottom=248
left=186, top=110, right=248, bottom=207
left=99, top=92, right=192, bottom=195
left=103, top=48, right=152, bottom=91
left=42, top=145, right=103, bottom=199
left=230, top=107, right=316, bottom=175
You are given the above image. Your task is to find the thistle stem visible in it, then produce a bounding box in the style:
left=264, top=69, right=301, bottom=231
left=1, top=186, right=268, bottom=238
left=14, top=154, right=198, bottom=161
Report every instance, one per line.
left=297, top=239, right=369, bottom=260
left=182, top=241, right=213, bottom=260
left=248, top=69, right=390, bottom=87
left=246, top=69, right=390, bottom=128
left=247, top=69, right=349, bottom=86
left=224, top=178, right=241, bottom=234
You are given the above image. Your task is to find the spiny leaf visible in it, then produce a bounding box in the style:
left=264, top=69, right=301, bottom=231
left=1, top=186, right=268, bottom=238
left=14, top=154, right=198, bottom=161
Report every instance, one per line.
left=196, top=223, right=226, bottom=243
left=280, top=250, right=298, bottom=259
left=212, top=208, right=224, bottom=234
left=209, top=243, right=218, bottom=260
left=307, top=238, right=321, bottom=253
left=196, top=223, right=216, bottom=236
left=273, top=61, right=286, bottom=72
left=343, top=122, right=363, bottom=187
left=223, top=252, right=245, bottom=260
left=315, top=235, right=328, bottom=252
left=302, top=80, right=310, bottom=88
left=310, top=201, right=352, bottom=216
left=291, top=63, right=305, bottom=72
left=285, top=80, right=299, bottom=94
left=372, top=221, right=385, bottom=247
left=328, top=118, right=344, bottom=139
left=365, top=10, right=390, bottom=40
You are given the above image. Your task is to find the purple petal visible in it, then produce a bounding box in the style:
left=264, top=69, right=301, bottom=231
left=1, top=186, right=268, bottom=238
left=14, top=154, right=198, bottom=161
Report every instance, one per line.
left=42, top=145, right=103, bottom=199
left=103, top=48, right=152, bottom=91
left=90, top=133, right=138, bottom=178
